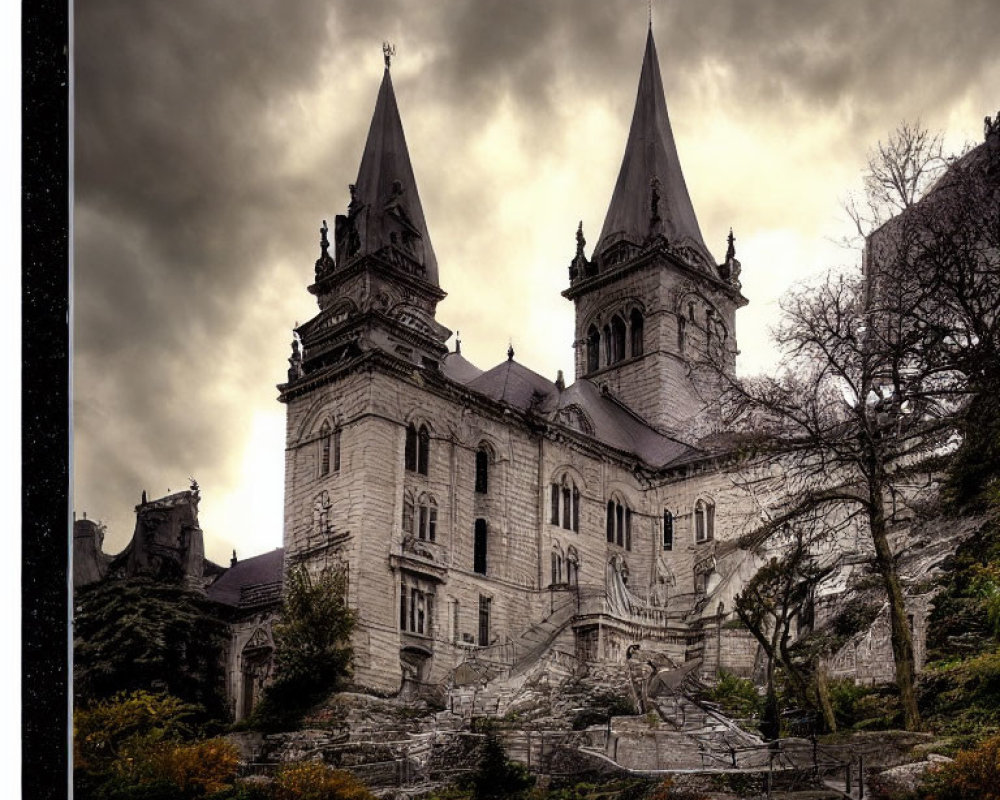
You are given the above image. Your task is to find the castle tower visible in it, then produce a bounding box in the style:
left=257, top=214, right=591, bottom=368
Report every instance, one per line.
left=298, top=50, right=451, bottom=379
left=279, top=51, right=455, bottom=692
left=563, top=27, right=746, bottom=433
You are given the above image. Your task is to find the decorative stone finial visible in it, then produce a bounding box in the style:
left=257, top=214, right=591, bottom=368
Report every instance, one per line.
left=726, top=228, right=736, bottom=262
left=288, top=333, right=304, bottom=381
left=455, top=331, right=461, bottom=354
left=575, top=221, right=586, bottom=258
left=555, top=369, right=565, bottom=391
left=507, top=342, right=515, bottom=361
left=141, top=490, right=147, bottom=504
left=383, top=41, right=396, bottom=70
left=231, top=549, right=238, bottom=568
left=315, top=219, right=335, bottom=279
left=189, top=477, right=200, bottom=497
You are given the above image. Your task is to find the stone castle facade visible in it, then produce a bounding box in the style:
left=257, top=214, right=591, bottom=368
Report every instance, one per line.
left=278, top=28, right=757, bottom=695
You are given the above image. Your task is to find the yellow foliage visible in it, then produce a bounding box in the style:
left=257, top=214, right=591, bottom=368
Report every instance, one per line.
left=922, top=735, right=1000, bottom=800
left=114, top=737, right=239, bottom=795
left=273, top=761, right=376, bottom=800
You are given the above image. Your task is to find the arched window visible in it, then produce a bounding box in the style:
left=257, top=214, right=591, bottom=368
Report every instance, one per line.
left=629, top=309, right=644, bottom=358
left=586, top=325, right=600, bottom=373
left=333, top=429, right=341, bottom=472
left=319, top=422, right=332, bottom=476
left=473, top=519, right=488, bottom=574
left=605, top=497, right=633, bottom=551
left=602, top=324, right=612, bottom=365
left=662, top=510, right=674, bottom=551
left=404, top=424, right=417, bottom=471
left=550, top=474, right=580, bottom=532
left=610, top=315, right=627, bottom=363
left=550, top=545, right=564, bottom=586
left=694, top=499, right=715, bottom=543
left=417, top=494, right=437, bottom=541
left=417, top=425, right=430, bottom=475
left=475, top=446, right=489, bottom=494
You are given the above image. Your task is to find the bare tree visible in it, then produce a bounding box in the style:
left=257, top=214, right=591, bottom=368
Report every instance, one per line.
left=724, top=120, right=1000, bottom=731
left=843, top=120, right=949, bottom=244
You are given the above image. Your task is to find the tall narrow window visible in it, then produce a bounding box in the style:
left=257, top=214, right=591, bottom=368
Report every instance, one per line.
left=319, top=422, right=332, bottom=476
left=452, top=599, right=460, bottom=643
left=418, top=505, right=428, bottom=541
left=551, top=484, right=560, bottom=525
left=417, top=425, right=430, bottom=475
left=624, top=507, right=632, bottom=551
left=551, top=552, right=559, bottom=586
left=475, top=447, right=489, bottom=494
left=695, top=500, right=707, bottom=544
left=706, top=501, right=715, bottom=542
left=606, top=501, right=615, bottom=543
left=428, top=505, right=437, bottom=542
left=630, top=309, right=644, bottom=358
left=478, top=595, right=491, bottom=646
left=333, top=429, right=342, bottom=472
left=473, top=519, right=488, bottom=575
left=572, top=487, right=580, bottom=533
left=663, top=511, right=674, bottom=551
left=587, top=325, right=600, bottom=373
left=602, top=325, right=612, bottom=366
left=615, top=503, right=624, bottom=547
left=611, top=315, right=627, bottom=363
left=561, top=485, right=571, bottom=530
left=405, top=424, right=417, bottom=471
left=400, top=586, right=407, bottom=630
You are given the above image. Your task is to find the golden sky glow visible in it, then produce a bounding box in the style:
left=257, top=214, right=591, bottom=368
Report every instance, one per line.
left=74, top=1, right=1000, bottom=564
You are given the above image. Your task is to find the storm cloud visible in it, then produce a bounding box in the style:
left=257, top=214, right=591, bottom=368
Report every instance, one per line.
left=74, top=1, right=1000, bottom=562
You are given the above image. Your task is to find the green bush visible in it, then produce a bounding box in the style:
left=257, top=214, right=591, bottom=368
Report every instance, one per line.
left=707, top=671, right=760, bottom=717
left=469, top=726, right=535, bottom=800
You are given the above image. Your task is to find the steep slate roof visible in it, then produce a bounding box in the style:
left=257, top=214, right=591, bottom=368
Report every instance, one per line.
left=353, top=67, right=439, bottom=283
left=595, top=27, right=712, bottom=265
left=466, top=356, right=560, bottom=413
left=441, top=350, right=485, bottom=383
left=458, top=355, right=700, bottom=469
left=206, top=548, right=284, bottom=608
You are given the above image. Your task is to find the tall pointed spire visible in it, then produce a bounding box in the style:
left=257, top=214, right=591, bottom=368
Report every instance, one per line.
left=595, top=27, right=711, bottom=266
left=335, top=54, right=439, bottom=285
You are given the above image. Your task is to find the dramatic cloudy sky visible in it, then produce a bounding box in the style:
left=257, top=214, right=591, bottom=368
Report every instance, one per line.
left=74, top=0, right=1000, bottom=565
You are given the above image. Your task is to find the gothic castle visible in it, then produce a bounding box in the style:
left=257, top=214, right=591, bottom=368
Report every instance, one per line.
left=278, top=27, right=754, bottom=696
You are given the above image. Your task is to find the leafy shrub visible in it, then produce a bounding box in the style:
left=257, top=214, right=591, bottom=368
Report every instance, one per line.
left=74, top=579, right=229, bottom=720
left=707, top=671, right=760, bottom=717
left=272, top=762, right=375, bottom=800
left=919, top=734, right=1000, bottom=800
left=919, top=650, right=1000, bottom=734
left=75, top=691, right=197, bottom=775
left=115, top=738, right=239, bottom=797
left=250, top=568, right=355, bottom=732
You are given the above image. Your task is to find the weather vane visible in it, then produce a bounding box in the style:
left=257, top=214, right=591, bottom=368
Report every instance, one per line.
left=383, top=41, right=396, bottom=70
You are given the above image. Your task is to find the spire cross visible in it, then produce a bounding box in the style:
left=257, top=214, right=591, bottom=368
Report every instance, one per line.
left=383, top=41, right=396, bottom=70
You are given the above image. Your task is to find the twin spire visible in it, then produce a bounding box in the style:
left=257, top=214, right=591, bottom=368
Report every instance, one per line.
left=332, top=28, right=708, bottom=290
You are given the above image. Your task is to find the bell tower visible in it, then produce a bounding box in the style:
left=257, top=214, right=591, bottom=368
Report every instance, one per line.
left=563, top=26, right=746, bottom=433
